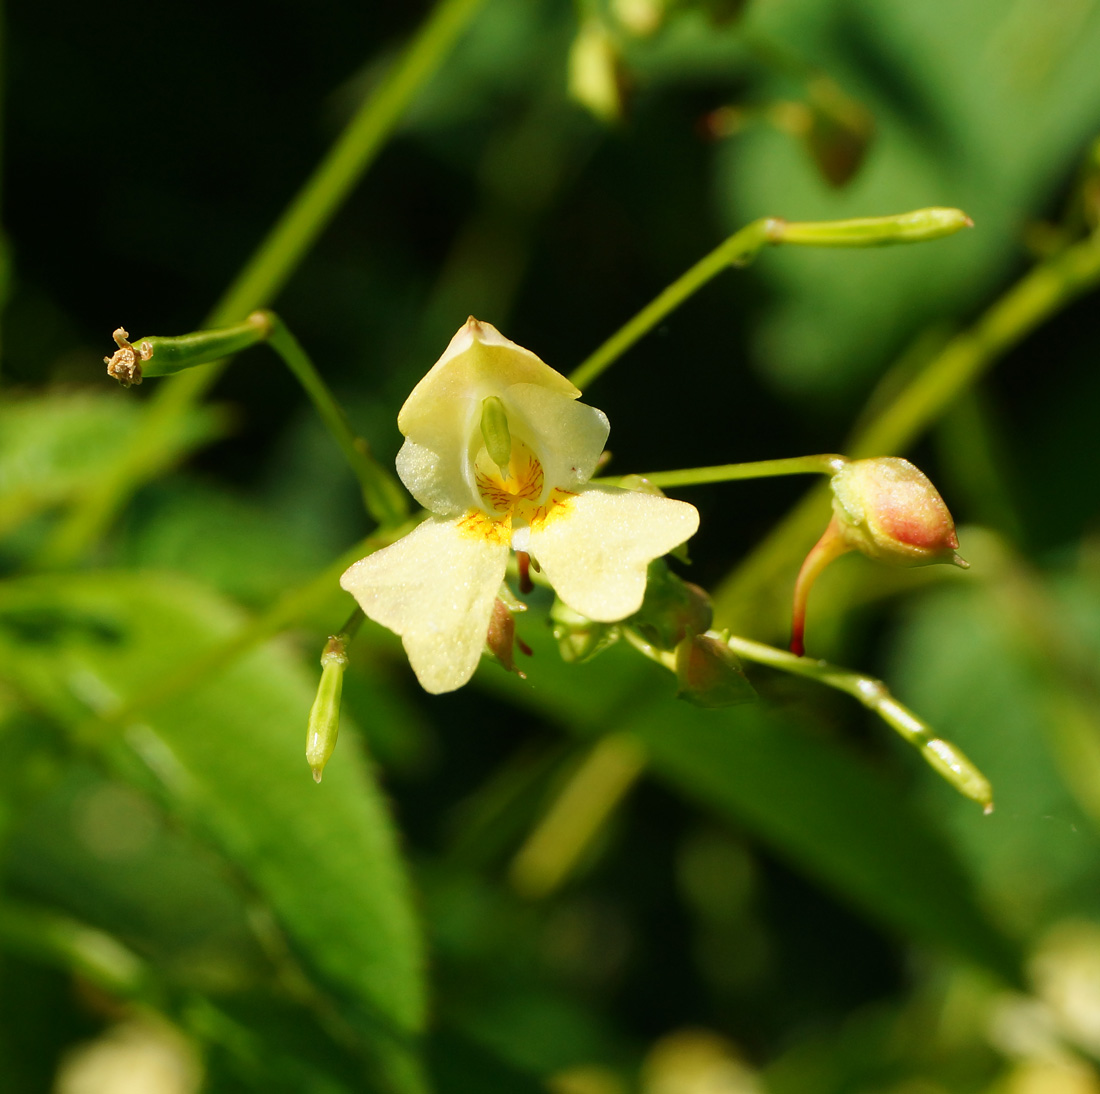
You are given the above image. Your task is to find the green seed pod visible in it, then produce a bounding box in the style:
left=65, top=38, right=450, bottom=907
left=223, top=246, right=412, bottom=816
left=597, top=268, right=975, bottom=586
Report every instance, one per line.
left=106, top=312, right=271, bottom=385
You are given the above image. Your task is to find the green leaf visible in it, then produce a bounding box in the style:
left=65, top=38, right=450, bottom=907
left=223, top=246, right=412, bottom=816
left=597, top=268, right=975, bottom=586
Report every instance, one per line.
left=0, top=571, right=427, bottom=1092
left=0, top=391, right=224, bottom=539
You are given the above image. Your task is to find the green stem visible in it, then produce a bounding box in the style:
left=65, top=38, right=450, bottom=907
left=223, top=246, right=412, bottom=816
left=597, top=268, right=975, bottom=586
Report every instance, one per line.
left=42, top=0, right=485, bottom=568
left=777, top=208, right=972, bottom=248
left=614, top=453, right=846, bottom=489
left=262, top=312, right=409, bottom=526
left=623, top=624, right=988, bottom=807
left=568, top=208, right=971, bottom=391
left=712, top=225, right=1100, bottom=631
left=0, top=902, right=149, bottom=999
left=569, top=217, right=781, bottom=390
left=723, top=633, right=993, bottom=810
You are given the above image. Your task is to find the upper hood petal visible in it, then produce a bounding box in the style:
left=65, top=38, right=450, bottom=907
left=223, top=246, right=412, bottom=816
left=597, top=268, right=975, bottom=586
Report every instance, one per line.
left=394, top=318, right=594, bottom=512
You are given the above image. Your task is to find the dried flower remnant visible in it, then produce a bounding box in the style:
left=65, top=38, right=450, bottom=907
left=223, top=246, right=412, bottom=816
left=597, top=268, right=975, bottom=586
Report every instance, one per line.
left=104, top=328, right=153, bottom=388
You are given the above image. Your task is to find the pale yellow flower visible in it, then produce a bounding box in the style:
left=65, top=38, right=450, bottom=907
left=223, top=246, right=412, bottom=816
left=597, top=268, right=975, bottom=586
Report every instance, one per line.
left=341, top=318, right=699, bottom=693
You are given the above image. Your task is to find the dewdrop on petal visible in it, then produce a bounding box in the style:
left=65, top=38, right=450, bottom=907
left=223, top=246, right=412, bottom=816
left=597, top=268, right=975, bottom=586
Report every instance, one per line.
left=791, top=456, right=967, bottom=656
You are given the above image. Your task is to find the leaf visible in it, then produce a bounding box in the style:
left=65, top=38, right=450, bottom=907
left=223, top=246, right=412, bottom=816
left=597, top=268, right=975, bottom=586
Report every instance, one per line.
left=0, top=571, right=427, bottom=1092
left=0, top=390, right=224, bottom=539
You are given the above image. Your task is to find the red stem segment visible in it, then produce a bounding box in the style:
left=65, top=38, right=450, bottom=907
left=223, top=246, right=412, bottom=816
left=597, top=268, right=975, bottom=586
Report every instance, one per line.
left=790, top=516, right=852, bottom=656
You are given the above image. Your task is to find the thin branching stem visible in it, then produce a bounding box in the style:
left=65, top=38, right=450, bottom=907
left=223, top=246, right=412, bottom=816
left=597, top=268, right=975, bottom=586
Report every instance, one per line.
left=569, top=208, right=971, bottom=391
left=42, top=0, right=484, bottom=567
left=262, top=313, right=409, bottom=526
left=723, top=634, right=993, bottom=810
left=712, top=224, right=1100, bottom=630
left=609, top=454, right=847, bottom=489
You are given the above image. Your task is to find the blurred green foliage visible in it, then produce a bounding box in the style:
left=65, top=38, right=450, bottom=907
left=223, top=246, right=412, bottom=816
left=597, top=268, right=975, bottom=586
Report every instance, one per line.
left=4, top=0, right=1100, bottom=1091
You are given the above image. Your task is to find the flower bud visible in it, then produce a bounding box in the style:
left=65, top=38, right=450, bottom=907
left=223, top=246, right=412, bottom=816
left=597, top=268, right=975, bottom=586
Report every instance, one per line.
left=612, top=0, right=667, bottom=36
left=791, top=456, right=967, bottom=656
left=803, top=77, right=875, bottom=189
left=568, top=18, right=628, bottom=125
left=306, top=636, right=349, bottom=783
left=485, top=597, right=529, bottom=678
left=627, top=560, right=713, bottom=651
left=830, top=456, right=967, bottom=567
left=675, top=633, right=756, bottom=709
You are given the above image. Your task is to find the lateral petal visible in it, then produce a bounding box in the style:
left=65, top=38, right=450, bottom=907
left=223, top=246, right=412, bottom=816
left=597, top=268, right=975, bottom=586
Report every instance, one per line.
left=395, top=438, right=475, bottom=516
left=340, top=515, right=510, bottom=694
left=529, top=487, right=699, bottom=622
left=504, top=383, right=609, bottom=494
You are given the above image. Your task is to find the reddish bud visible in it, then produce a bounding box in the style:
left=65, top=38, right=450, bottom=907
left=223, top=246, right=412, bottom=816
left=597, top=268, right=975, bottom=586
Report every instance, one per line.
left=830, top=457, right=967, bottom=568
left=675, top=634, right=756, bottom=709
left=791, top=457, right=967, bottom=656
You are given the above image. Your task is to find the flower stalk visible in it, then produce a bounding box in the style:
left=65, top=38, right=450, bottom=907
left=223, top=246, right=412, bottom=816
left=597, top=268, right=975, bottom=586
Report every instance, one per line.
left=724, top=633, right=993, bottom=812
left=609, top=453, right=847, bottom=490
left=624, top=624, right=991, bottom=810
left=570, top=208, right=973, bottom=390
left=105, top=311, right=408, bottom=528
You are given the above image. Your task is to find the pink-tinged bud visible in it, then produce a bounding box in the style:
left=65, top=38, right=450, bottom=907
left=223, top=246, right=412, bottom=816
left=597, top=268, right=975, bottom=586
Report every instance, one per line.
left=791, top=457, right=967, bottom=656
left=675, top=634, right=755, bottom=709
left=830, top=457, right=967, bottom=567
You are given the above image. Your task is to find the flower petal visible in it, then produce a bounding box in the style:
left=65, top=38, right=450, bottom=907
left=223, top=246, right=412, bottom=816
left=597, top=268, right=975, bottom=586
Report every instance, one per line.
left=395, top=438, right=473, bottom=516
left=394, top=319, right=585, bottom=512
left=529, top=487, right=700, bottom=622
left=504, top=383, right=609, bottom=493
left=340, top=516, right=509, bottom=694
